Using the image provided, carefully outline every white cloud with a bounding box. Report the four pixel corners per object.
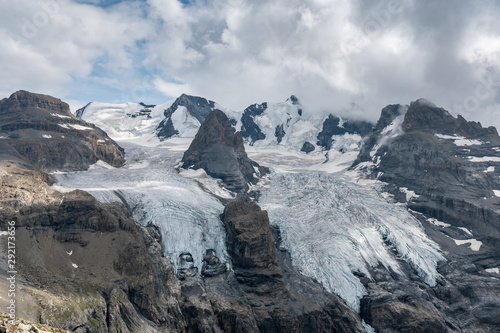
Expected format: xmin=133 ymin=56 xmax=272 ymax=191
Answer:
xmin=1 ymin=0 xmax=500 ymax=129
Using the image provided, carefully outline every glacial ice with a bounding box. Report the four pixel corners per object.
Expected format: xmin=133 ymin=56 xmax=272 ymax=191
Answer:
xmin=258 ymin=172 xmax=444 ymax=311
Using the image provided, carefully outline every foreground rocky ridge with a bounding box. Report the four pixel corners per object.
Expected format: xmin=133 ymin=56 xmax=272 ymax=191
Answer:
xmin=0 ymin=148 xmax=185 ymax=332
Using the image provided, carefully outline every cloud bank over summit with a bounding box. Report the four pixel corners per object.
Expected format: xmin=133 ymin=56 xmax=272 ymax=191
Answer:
xmin=1 ymin=0 xmax=500 ymax=127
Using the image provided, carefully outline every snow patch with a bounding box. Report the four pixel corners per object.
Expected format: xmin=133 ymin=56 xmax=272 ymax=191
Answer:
xmin=486 ymin=268 xmax=499 ymax=274
xmin=467 ymin=156 xmax=500 ymax=162
xmin=42 ymin=134 xmax=52 ymax=139
xmin=71 ymin=263 xmax=78 ymax=268
xmin=179 ymin=168 xmax=236 ymax=199
xmin=453 ymin=238 xmax=482 ymax=251
xmin=458 ymin=227 xmax=473 ymax=236
xmin=66 ymin=251 xmax=73 ymax=255
xmin=435 ymin=134 xmax=483 ymax=146
xmin=0 ymin=231 xmax=8 ymax=236
xmin=51 ymin=113 xmax=71 ymax=119
xmin=58 ymin=123 xmax=93 ymax=131
xmin=427 ymin=218 xmax=451 ymax=228
xmin=170 ymin=106 xmax=201 ymax=138
xmin=400 ymin=187 xmax=419 ymax=201
xmin=493 ymin=190 xmax=500 ymax=197
xmin=484 ymin=166 xmax=495 ymax=173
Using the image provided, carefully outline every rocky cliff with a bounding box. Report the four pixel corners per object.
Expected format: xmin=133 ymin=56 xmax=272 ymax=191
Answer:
xmin=0 ymin=90 xmax=124 ymax=171
xmin=353 ymin=99 xmax=500 ymax=332
xmin=181 ymin=109 xmax=269 ymax=195
xmin=174 ymin=200 xmax=366 ymax=332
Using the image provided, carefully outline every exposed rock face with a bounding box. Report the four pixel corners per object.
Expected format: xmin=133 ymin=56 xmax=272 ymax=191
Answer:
xmin=181 ymin=109 xmax=268 ymax=195
xmin=301 ymin=141 xmax=315 ymax=153
xmin=0 ymin=91 xmax=124 ymax=171
xmin=353 ymin=99 xmax=500 ymax=332
xmin=175 ymin=200 xmax=366 ymax=333
xmin=317 ymin=114 xmax=373 ymax=150
xmin=240 ymin=102 xmax=267 ymax=144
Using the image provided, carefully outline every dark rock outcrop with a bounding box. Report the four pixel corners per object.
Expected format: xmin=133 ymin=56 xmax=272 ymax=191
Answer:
xmin=301 ymin=141 xmax=315 ymax=153
xmin=240 ymin=102 xmax=267 ymax=144
xmin=171 ymin=201 xmax=367 ymax=332
xmin=0 ymin=91 xmax=124 ymax=171
xmin=184 ymin=200 xmax=367 ymax=333
xmin=317 ymin=114 xmax=373 ymax=150
xmin=181 ymin=109 xmax=268 ymax=195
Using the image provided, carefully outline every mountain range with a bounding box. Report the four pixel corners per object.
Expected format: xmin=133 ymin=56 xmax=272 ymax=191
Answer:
xmin=0 ymin=90 xmax=499 ymax=332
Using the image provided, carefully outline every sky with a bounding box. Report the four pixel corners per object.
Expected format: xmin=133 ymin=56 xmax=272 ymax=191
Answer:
xmin=1 ymin=0 xmax=500 ymax=128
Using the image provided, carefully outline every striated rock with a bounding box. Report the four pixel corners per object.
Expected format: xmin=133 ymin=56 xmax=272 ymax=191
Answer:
xmin=0 ymin=90 xmax=124 ymax=171
xmin=221 ymin=201 xmax=286 ymax=300
xmin=181 ymin=109 xmax=268 ymax=195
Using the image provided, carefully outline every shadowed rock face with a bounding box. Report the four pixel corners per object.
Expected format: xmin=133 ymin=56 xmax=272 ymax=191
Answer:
xmin=181 ymin=109 xmax=268 ymax=195
xmin=0 ymin=90 xmax=124 ymax=171
xmin=353 ymin=99 xmax=500 ymax=332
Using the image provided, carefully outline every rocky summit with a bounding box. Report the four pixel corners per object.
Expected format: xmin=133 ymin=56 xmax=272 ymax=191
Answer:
xmin=0 ymin=90 xmax=124 ymax=171
xmin=181 ymin=109 xmax=269 ymax=195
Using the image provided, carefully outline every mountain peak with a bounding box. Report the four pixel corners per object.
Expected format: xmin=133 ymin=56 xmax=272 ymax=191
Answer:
xmin=1 ymin=90 xmax=71 ymax=115
xmin=403 ymin=99 xmax=496 ymax=137
xmin=181 ymin=109 xmax=267 ymax=195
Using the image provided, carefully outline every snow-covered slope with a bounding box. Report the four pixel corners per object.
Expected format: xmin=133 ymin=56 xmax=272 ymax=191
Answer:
xmin=75 ymin=94 xmax=373 ymax=160
xmin=75 ymin=101 xmax=171 ymax=142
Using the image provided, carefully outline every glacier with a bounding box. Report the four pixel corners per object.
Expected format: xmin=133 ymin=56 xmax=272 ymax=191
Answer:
xmin=257 ymin=172 xmax=444 ymax=311
xmin=53 ymin=139 xmax=230 ymax=271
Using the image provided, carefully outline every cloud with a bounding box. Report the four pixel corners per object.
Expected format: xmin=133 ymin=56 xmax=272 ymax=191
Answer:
xmin=1 ymin=0 xmax=500 ymax=129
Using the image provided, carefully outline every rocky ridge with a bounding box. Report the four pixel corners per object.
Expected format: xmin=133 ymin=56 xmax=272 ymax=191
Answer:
xmin=0 ymin=91 xmax=124 ymax=171
xmin=353 ymin=99 xmax=500 ymax=332
xmin=0 ymin=147 xmax=185 ymax=332
xmin=155 ymin=94 xmax=373 ymax=153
